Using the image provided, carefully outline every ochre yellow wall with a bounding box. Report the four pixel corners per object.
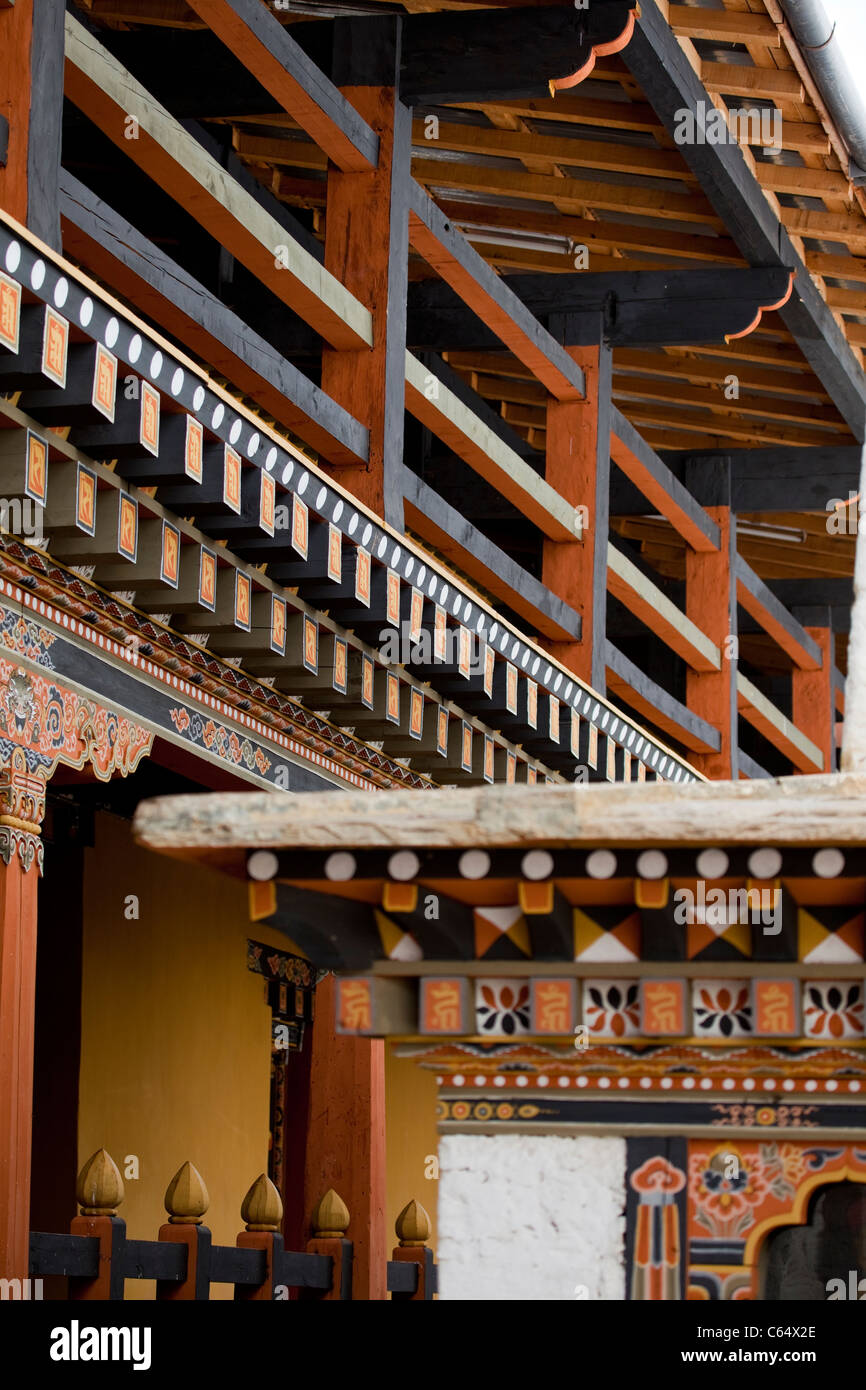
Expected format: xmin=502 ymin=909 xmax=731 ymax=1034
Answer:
xmin=385 ymin=1044 xmax=440 ymax=1253
xmin=77 ymin=810 xmax=291 ymax=1299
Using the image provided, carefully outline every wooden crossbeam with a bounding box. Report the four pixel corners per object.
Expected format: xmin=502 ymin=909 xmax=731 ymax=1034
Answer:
xmin=404 ymin=352 xmax=579 ymax=542
xmin=185 ymin=0 xmax=378 ymax=171
xmin=605 ymin=641 xmax=720 ymax=754
xmin=607 ymin=542 xmax=721 ymax=672
xmin=734 ymin=556 xmax=823 ymax=672
xmin=609 ymin=407 xmax=719 ymax=553
xmin=408 ymin=182 xmax=584 ymax=403
xmin=64 ymin=15 xmax=371 ymax=351
xmin=736 ymin=674 xmax=824 ymax=774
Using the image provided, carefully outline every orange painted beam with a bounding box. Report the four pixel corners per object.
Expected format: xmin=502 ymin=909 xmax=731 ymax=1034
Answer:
xmin=685 ymin=506 xmax=735 ymax=778
xmin=0 ymin=1 xmax=33 ymax=225
xmin=0 ymin=847 xmax=40 ymax=1280
xmin=541 ymin=344 xmax=600 ymax=679
xmin=320 ymin=87 xmax=407 ymax=522
xmin=184 ymin=0 xmax=377 ymax=173
xmin=303 ymin=976 xmax=386 ymax=1301
xmin=792 ymin=626 xmax=834 ymax=775
xmin=610 ymin=426 xmax=720 ymax=554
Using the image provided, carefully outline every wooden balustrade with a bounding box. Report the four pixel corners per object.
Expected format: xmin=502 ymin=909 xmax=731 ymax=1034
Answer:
xmin=28 ymin=1148 xmax=438 ymax=1300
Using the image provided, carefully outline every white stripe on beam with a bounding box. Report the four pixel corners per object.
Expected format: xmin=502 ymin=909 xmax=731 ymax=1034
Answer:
xmin=607 ymin=543 xmax=721 ymax=672
xmin=737 ymin=673 xmax=824 ymax=772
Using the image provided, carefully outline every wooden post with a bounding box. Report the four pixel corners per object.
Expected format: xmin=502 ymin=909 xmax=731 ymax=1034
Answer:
xmin=304 ymin=1188 xmax=352 ymax=1301
xmin=235 ymin=1173 xmax=283 ymax=1301
xmin=319 ymin=29 xmax=410 ymax=529
xmin=157 ymin=1160 xmax=212 ymax=1300
xmin=0 ymin=752 xmax=44 ymax=1283
xmin=792 ymin=614 xmax=834 ymax=776
xmin=541 ymin=318 xmax=610 ymax=690
xmin=0 ymin=0 xmax=64 ymax=249
xmin=303 ymin=974 xmax=386 ymax=1300
xmin=69 ymin=1148 xmax=126 ymax=1300
xmin=684 ymin=460 xmax=737 ymax=780
xmin=390 ymin=1198 xmax=434 ymax=1301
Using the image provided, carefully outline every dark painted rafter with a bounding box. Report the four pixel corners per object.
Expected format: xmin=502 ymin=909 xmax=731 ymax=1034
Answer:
xmin=406 ymin=268 xmax=795 ymax=352
xmin=660 ymin=446 xmax=864 ymax=514
xmin=625 ymin=0 xmax=866 ymax=439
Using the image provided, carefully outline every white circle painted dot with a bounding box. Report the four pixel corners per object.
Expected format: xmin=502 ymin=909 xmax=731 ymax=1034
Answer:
xmin=459 ymin=850 xmax=490 ymax=879
xmin=4 ymin=242 xmax=21 ymax=274
xmin=783 ymin=1079 xmax=795 ymax=1091
xmin=391 ymin=546 xmax=402 ymax=568
xmin=558 ymin=1076 xmax=571 ymax=1088
xmin=682 ymin=1077 xmax=695 ymax=1090
xmin=298 ymin=471 xmax=309 ymax=496
xmin=193 ymin=386 xmax=206 ymax=411
xmin=522 ymin=850 xmax=554 ymax=880
xmin=499 ymin=634 xmax=509 ymax=652
xmin=722 ymin=1078 xmax=735 ymax=1090
xmin=211 ymin=403 xmax=224 ymax=430
xmin=531 ymin=656 xmax=541 ymax=677
xmin=452 ymin=1075 xmax=464 ymax=1088
xmin=171 ymin=367 xmax=184 ymax=396
xmin=53 ymin=276 xmax=69 ymax=308
xmin=332 ymin=500 xmax=344 ymax=525
xmin=537 ymin=1076 xmax=549 ymax=1088
xmin=324 ymin=852 xmax=356 ymax=881
xmin=805 ymin=1079 xmax=817 ymax=1092
xmin=598 ymin=1077 xmax=610 ymax=1089
xmin=79 ymin=297 xmax=94 ymax=328
xmin=30 ymin=259 xmax=46 ymax=290
xmin=743 ymin=1078 xmax=755 ymax=1090
xmin=494 ymin=1076 xmax=506 ymax=1088
xmin=640 ymin=1077 xmax=652 ymax=1089
xmin=813 ymin=848 xmax=844 ymax=878
xmin=316 ymin=487 xmax=327 ymax=510
xmin=825 ymin=1079 xmax=838 ymax=1092
xmin=388 ymin=851 xmax=420 ymax=881
xmin=516 ymin=1076 xmax=528 ymax=1088
xmin=362 ymin=523 xmax=373 ymax=546
xmin=586 ymin=849 xmax=617 ymax=879
xmin=127 ymin=333 xmax=142 ymax=364
xmin=697 ymin=849 xmax=729 ymax=879
xmin=474 ymin=1076 xmax=485 ymax=1087
xmin=247 ymin=432 xmax=260 ymax=457
xmin=763 ymin=1079 xmax=776 ymax=1090
xmin=105 ymin=315 xmax=119 ymax=348
xmin=637 ymin=850 xmax=668 ymax=880
xmin=348 ymin=513 xmax=359 ymax=536
xmin=229 ymin=419 xmax=242 ymax=445
xmin=247 ymin=850 xmax=279 ymax=881
xmin=404 ymin=558 xmax=415 ymax=579
xmin=452 ymin=595 xmax=462 ymax=616
xmin=476 ymin=615 xmax=485 ymax=634
xmin=700 ymin=1078 xmax=713 ymax=1090
xmin=849 ymin=1081 xmax=861 ymax=1092
xmin=660 ymin=1078 xmax=673 ymax=1090
xmin=651 ymin=749 xmax=660 ymax=768
xmin=748 ymin=848 xmax=782 ymax=879
xmin=521 ymin=650 xmax=530 ymax=669
xmin=377 ymin=536 xmax=388 ymax=559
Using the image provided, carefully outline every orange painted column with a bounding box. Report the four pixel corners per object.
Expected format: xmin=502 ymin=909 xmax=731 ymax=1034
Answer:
xmin=0 ymin=754 xmax=45 ymax=1281
xmin=685 ymin=505 xmax=736 ymax=780
xmin=792 ymin=626 xmax=834 ymax=775
xmin=542 ymin=341 xmax=610 ymax=690
xmin=320 ymin=85 xmax=409 ymax=530
xmin=302 ymin=975 xmax=386 ymax=1300
xmin=0 ymin=0 xmax=33 ymax=224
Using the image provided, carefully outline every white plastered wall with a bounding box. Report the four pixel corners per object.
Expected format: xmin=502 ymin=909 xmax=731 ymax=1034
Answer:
xmin=436 ymin=1133 xmax=626 ymax=1300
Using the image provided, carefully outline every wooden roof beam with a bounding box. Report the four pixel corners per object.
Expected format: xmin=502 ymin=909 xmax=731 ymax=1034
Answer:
xmin=609 ymin=406 xmax=719 ymax=553
xmin=184 ymin=0 xmax=378 ymax=172
xmin=737 ymin=674 xmax=824 ymax=773
xmin=624 ymin=0 xmax=866 ymax=438
xmin=606 ymin=542 xmax=721 ymax=671
xmin=408 ymin=182 xmax=585 ymax=402
xmin=735 ymin=555 xmax=824 ymax=672
xmin=63 ymin=14 xmax=372 ymax=352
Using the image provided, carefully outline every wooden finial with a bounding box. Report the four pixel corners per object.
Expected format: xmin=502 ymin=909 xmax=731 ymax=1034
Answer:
xmin=395 ymin=1199 xmax=431 ymax=1247
xmin=312 ymin=1188 xmax=350 ymax=1238
xmin=76 ymin=1149 xmax=124 ymax=1216
xmin=241 ymin=1174 xmax=283 ymax=1232
xmin=164 ymin=1162 xmax=210 ymax=1225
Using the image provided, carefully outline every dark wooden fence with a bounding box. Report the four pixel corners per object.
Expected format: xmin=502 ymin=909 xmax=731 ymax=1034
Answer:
xmin=29 ymin=1148 xmax=436 ymax=1301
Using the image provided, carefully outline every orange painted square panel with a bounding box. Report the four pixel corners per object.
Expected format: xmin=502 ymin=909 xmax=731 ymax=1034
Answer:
xmin=530 ymin=979 xmax=577 ymax=1035
xmin=436 ymin=706 xmax=449 ymax=756
xmin=92 ymin=344 xmax=117 ymax=421
xmin=361 ymin=653 xmax=374 ymax=709
xmin=140 ymin=380 xmax=160 ymax=456
xmin=355 ymin=547 xmax=371 ymax=605
xmin=419 ymin=978 xmax=470 ymax=1035
xmin=336 ymin=978 xmax=373 ymax=1034
xmin=185 ymin=416 xmax=203 ymax=482
xmin=327 ymin=524 xmax=342 ymax=582
xmin=409 ymin=687 xmax=424 ymax=739
xmin=223 ymin=445 xmax=242 ymax=514
xmin=259 ymin=470 xmax=275 ymax=535
xmin=235 ymin=572 xmax=251 ymax=631
xmin=270 ymin=595 xmax=286 ymax=654
xmin=25 ymin=431 xmax=47 ymax=506
xmin=753 ymin=979 xmax=799 ymax=1037
xmin=161 ymin=521 xmax=180 ymax=588
xmin=292 ymin=494 xmax=308 ymax=558
xmin=333 ymin=636 xmax=348 ymax=694
xmin=42 ymin=308 xmax=68 ymax=388
xmin=386 ymin=671 xmax=400 ymax=724
xmin=434 ymin=605 xmax=447 ymax=661
xmin=386 ymin=569 xmax=400 ymax=626
xmin=117 ymin=495 xmax=137 ymax=563
xmin=526 ymin=680 xmax=537 ymax=729
xmin=0 ymin=271 xmax=21 ymax=352
xmin=641 ymin=979 xmax=688 ymax=1036
xmin=303 ymin=614 xmax=318 ymax=672
xmin=199 ymin=548 xmax=217 ymax=611
xmin=76 ymin=466 xmax=96 ymax=536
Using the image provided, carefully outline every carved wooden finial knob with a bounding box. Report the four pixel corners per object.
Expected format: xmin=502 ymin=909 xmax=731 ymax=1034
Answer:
xmin=76 ymin=1149 xmax=124 ymax=1216
xmin=395 ymin=1199 xmax=431 ymax=1247
xmin=241 ymin=1174 xmax=283 ymax=1231
xmin=164 ymin=1162 xmax=210 ymax=1225
xmin=312 ymin=1188 xmax=350 ymax=1238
